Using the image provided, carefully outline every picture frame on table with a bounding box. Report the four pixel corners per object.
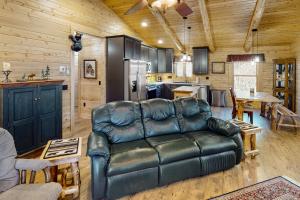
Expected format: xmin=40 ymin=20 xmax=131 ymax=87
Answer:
xmin=83 ymin=59 xmax=97 ymax=79
xmin=211 ymin=62 xmax=225 ymax=74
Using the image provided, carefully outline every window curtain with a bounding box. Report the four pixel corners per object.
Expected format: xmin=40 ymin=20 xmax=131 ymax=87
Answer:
xmin=227 ymin=54 xmax=265 ymax=62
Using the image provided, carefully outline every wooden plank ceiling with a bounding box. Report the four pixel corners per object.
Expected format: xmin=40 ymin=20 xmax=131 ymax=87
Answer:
xmin=103 ymin=0 xmax=300 ymax=53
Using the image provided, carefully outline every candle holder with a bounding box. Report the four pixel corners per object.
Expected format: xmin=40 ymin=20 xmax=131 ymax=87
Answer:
xmin=2 ymin=70 xmax=12 ymax=83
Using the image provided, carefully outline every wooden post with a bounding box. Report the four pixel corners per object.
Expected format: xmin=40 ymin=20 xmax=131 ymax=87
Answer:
xmin=29 ymin=171 xmax=36 ymax=184
xmin=237 ymin=101 xmax=245 ymax=121
xmin=243 ymin=0 xmax=266 ymax=51
xmin=197 ymin=0 xmax=215 ymax=52
xmin=71 ymin=162 xmax=80 ymax=198
xmin=21 ymin=170 xmax=26 ymax=184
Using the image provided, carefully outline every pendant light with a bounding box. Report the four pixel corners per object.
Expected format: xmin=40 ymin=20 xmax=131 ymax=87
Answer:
xmin=187 ymin=26 xmax=192 ymax=61
xmin=181 ymin=16 xmax=188 ymax=62
xmin=252 ymin=28 xmax=265 ymax=63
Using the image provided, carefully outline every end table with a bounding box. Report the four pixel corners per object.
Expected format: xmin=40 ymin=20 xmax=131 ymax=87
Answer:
xmin=40 ymin=137 xmax=82 ymax=199
xmin=231 ymin=119 xmax=262 ymax=159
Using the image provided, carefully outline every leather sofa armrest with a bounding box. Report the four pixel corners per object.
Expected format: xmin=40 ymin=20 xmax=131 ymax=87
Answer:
xmin=87 ymin=132 xmax=110 ymax=159
xmin=207 ymin=117 xmax=241 ymax=137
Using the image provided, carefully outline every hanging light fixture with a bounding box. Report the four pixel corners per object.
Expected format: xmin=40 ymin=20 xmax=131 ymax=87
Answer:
xmin=187 ymin=26 xmax=192 ymax=61
xmin=181 ymin=16 xmax=187 ymax=62
xmin=180 ymin=16 xmax=192 ymax=62
xmin=152 ymin=0 xmax=177 ymax=13
xmin=252 ymin=29 xmax=265 ymax=63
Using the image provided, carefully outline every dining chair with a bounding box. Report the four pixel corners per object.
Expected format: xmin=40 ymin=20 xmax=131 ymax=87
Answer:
xmin=229 ymin=88 xmax=254 ymax=124
xmin=0 ymin=128 xmax=62 ymax=200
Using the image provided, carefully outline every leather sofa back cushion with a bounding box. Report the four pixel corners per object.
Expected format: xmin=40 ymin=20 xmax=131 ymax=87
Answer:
xmin=174 ymin=97 xmax=212 ymax=133
xmin=92 ymin=101 xmax=144 ymax=143
xmin=141 ymin=99 xmax=180 ymax=137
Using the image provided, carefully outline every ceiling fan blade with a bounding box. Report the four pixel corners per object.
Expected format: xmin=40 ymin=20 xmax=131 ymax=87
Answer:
xmin=124 ymin=0 xmax=148 ymax=15
xmin=175 ymin=2 xmax=193 ymax=17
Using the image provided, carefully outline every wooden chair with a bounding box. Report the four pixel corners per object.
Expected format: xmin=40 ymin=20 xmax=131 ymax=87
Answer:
xmin=229 ymin=88 xmax=254 ymax=124
xmin=276 ymin=105 xmax=299 ymax=133
xmin=0 ymin=128 xmax=62 ymax=200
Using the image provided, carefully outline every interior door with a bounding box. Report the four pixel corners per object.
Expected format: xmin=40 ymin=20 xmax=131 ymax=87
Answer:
xmin=37 ymin=85 xmax=61 ymax=145
xmin=8 ymin=87 xmax=38 ymax=154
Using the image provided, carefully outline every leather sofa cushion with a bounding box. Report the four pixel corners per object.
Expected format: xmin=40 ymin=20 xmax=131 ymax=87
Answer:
xmin=186 ymin=131 xmax=237 ymax=156
xmin=174 ymin=97 xmax=212 ymax=133
xmin=146 ymin=134 xmax=186 ymax=146
xmin=92 ymin=101 xmax=144 ymax=143
xmin=146 ymin=134 xmax=200 ymax=164
xmin=107 ymin=140 xmax=159 ymax=176
xmin=141 ymin=99 xmax=180 ymax=137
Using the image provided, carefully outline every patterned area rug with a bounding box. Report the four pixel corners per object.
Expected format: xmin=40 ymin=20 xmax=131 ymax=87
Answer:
xmin=210 ymin=176 xmax=300 ymax=200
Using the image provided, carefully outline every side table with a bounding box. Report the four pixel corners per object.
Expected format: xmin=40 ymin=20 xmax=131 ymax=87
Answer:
xmin=40 ymin=137 xmax=82 ymax=199
xmin=231 ymin=119 xmax=262 ymax=159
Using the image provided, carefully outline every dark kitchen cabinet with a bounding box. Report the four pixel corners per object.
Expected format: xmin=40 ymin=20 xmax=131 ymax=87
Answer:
xmin=106 ymin=35 xmax=142 ymax=102
xmin=141 ymin=45 xmax=150 ymax=62
xmin=0 ymin=81 xmax=63 ymax=154
xmin=149 ymin=47 xmax=158 ymax=73
xmin=193 ymin=47 xmax=209 ymax=75
xmin=166 ymin=49 xmax=174 ymax=73
xmin=158 ymin=48 xmax=174 ymax=73
xmin=123 ymin=36 xmax=141 ymax=60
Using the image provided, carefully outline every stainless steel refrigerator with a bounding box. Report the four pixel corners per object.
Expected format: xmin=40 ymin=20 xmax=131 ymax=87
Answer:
xmin=124 ymin=60 xmax=148 ymax=101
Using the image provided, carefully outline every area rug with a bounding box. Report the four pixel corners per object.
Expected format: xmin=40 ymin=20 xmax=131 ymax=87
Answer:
xmin=210 ymin=176 xmax=300 ymax=200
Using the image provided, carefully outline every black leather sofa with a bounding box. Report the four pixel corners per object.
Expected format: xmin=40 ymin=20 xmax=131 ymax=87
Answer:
xmin=87 ymin=98 xmax=243 ymax=200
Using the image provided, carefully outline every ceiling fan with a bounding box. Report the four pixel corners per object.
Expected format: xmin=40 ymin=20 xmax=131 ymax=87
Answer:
xmin=124 ymin=0 xmax=193 ymax=17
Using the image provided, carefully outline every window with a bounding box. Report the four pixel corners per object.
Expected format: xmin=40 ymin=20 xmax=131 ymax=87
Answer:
xmin=174 ymin=62 xmax=193 ymax=77
xmin=233 ymin=61 xmax=257 ymax=92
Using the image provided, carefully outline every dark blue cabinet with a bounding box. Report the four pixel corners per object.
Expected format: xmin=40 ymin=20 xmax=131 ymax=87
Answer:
xmin=0 ymin=81 xmax=63 ymax=154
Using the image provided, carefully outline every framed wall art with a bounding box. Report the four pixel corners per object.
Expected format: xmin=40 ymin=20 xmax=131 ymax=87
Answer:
xmin=212 ymin=62 xmax=225 ymax=74
xmin=83 ymin=59 xmax=97 ymax=79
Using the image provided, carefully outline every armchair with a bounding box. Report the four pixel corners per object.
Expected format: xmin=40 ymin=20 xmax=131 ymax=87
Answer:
xmin=0 ymin=128 xmax=62 ymax=200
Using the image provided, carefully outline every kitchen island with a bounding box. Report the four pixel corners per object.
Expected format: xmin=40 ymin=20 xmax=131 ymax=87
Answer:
xmin=172 ymin=86 xmax=201 ymax=99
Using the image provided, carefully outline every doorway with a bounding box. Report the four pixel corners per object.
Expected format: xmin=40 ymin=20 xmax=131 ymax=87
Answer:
xmin=70 ymin=32 xmax=106 ymax=131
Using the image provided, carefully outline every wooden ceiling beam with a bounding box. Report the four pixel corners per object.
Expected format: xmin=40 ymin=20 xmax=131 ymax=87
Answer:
xmin=148 ymin=6 xmax=185 ymax=52
xmin=197 ymin=0 xmax=215 ymax=52
xmin=243 ymin=0 xmax=266 ymax=52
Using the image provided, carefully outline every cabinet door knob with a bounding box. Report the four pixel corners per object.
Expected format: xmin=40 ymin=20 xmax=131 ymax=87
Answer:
xmin=38 ymin=97 xmax=41 ymax=100
xmin=34 ymin=98 xmax=38 ymax=101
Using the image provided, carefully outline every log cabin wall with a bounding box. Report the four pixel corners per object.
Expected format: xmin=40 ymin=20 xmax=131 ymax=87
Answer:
xmin=78 ymin=34 xmax=105 ymax=119
xmin=291 ymin=39 xmax=300 ymax=114
xmin=0 ymin=0 xmax=140 ymax=137
xmin=157 ymin=45 xmax=292 ymax=106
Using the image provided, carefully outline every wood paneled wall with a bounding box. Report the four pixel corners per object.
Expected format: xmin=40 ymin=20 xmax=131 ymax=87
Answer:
xmin=0 ymin=0 xmax=139 ymax=137
xmin=158 ymin=45 xmax=292 ymax=106
xmin=78 ymin=35 xmax=106 ymax=119
xmin=291 ymin=39 xmax=300 ymax=114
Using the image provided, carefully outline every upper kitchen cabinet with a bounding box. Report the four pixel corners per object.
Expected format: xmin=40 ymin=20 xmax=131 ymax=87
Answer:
xmin=149 ymin=47 xmax=158 ymax=73
xmin=193 ymin=47 xmax=209 ymax=75
xmin=109 ymin=35 xmax=141 ymax=60
xmin=158 ymin=48 xmax=174 ymax=73
xmin=141 ymin=45 xmax=150 ymax=61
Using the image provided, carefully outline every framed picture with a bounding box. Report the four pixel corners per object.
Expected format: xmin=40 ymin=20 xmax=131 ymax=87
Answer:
xmin=83 ymin=60 xmax=97 ymax=79
xmin=212 ymin=62 xmax=225 ymax=74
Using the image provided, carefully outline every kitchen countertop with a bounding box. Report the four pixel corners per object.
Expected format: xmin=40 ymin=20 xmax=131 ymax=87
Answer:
xmin=172 ymin=86 xmax=201 ymax=93
xmin=147 ymin=82 xmax=210 ymax=86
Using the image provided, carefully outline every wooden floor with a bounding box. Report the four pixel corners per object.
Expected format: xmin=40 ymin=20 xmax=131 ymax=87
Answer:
xmin=32 ymin=107 xmax=300 ymax=200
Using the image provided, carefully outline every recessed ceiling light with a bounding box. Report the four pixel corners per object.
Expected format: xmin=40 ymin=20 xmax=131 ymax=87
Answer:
xmin=141 ymin=22 xmax=148 ymax=27
xmin=158 ymin=39 xmax=163 ymax=44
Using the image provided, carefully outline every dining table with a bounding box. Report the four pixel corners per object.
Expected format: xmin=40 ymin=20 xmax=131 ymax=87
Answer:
xmin=235 ymin=91 xmax=282 ymax=130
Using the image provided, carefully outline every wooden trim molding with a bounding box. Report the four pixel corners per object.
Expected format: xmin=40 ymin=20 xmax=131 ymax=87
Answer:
xmin=0 ymin=80 xmax=64 ymax=89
